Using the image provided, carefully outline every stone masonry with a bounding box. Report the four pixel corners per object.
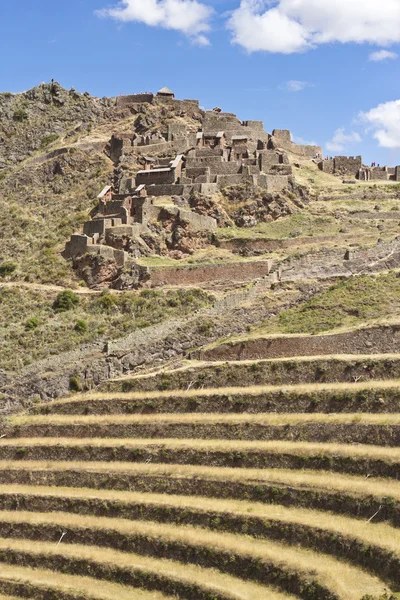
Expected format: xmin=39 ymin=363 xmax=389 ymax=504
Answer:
xmin=319 ymin=155 xmax=400 ymax=181
xmin=64 ymin=89 xmax=322 ymax=284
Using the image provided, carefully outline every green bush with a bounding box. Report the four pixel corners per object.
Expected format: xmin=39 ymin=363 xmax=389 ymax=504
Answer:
xmin=53 ymin=290 xmax=79 ymax=312
xmin=0 ymin=261 xmax=17 ymax=277
xmin=40 ymin=134 xmax=59 ymax=149
xmin=97 ymin=291 xmax=119 ymax=312
xmin=25 ymin=317 xmax=40 ymax=330
xmin=13 ymin=107 xmax=28 ymax=122
xmin=74 ymin=319 xmax=88 ymax=334
xmin=69 ymin=375 xmax=83 ymax=392
xmin=197 ymin=319 xmax=214 ymax=335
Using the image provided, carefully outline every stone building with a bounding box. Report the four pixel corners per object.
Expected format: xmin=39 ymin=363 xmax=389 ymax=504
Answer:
xmin=157 ymin=87 xmax=175 ymax=99
xmin=136 ymin=155 xmax=184 ymax=186
xmin=319 ymin=155 xmax=400 ymax=181
xmin=64 ymin=90 xmax=323 ymax=271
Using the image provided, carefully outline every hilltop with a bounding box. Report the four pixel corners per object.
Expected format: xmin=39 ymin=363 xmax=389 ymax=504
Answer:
xmin=0 ymin=81 xmax=400 ymax=404
xmin=1 ymin=82 xmax=400 ymax=600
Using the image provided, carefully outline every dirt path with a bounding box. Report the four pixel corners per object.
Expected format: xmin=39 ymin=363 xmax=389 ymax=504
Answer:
xmin=0 ymin=282 xmax=99 ymax=296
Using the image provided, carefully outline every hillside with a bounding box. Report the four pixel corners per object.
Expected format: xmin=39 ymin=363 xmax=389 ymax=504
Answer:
xmin=0 ymin=82 xmax=400 ymax=600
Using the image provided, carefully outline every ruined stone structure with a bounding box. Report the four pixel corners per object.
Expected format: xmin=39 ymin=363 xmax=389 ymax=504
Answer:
xmin=63 ymin=179 xmax=217 ymax=269
xmin=64 ymin=89 xmax=322 ymax=284
xmin=319 ymin=155 xmax=400 ymax=181
xmin=271 ymin=130 xmax=322 ymax=159
xmin=111 ymin=108 xmax=321 ymax=198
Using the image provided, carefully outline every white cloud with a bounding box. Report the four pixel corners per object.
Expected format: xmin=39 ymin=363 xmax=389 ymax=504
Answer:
xmin=369 ymin=49 xmax=398 ymax=61
xmin=282 ymin=80 xmax=311 ymax=92
xmin=192 ymin=34 xmax=210 ymax=46
xmin=228 ymin=3 xmax=309 ymax=53
xmin=360 ymin=100 xmax=400 ymax=148
xmin=326 ymin=128 xmax=362 ymax=152
xmin=292 ymin=134 xmax=318 ymax=146
xmin=97 ymin=0 xmax=213 ymax=44
xmin=228 ymin=0 xmax=400 ymax=53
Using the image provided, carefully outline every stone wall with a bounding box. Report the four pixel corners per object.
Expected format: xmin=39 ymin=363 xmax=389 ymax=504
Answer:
xmin=154 ymin=98 xmax=200 ymax=117
xmin=136 ymin=169 xmax=175 ymax=186
xmin=243 ymin=120 xmax=264 ymax=130
xmin=259 ymin=150 xmax=280 ymax=172
xmin=371 ymin=167 xmax=388 ymax=181
xmin=167 ymin=123 xmax=188 ymax=141
xmin=186 ymin=156 xmax=222 ymax=168
xmin=200 ymin=183 xmax=219 ymax=196
xmin=258 ymin=173 xmax=290 ymax=192
xmin=333 ymin=156 xmax=363 ymax=176
xmin=185 ymin=167 xmax=210 ymax=181
xmin=197 ymin=325 xmax=400 ymax=361
xmin=179 ymin=209 xmax=217 ymax=232
xmin=148 ymin=259 xmax=272 ymax=286
xmin=195 ymin=148 xmax=224 ymax=157
xmin=271 ymin=129 xmax=322 ymax=158
xmin=63 ymin=234 xmax=92 ymax=259
xmin=279 ymin=238 xmax=400 ymax=281
xmin=63 ymin=234 xmax=128 ymax=266
xmin=272 ymin=129 xmax=292 ymax=144
xmin=133 ymin=139 xmax=192 ymax=157
xmin=209 ymin=162 xmax=242 ymax=175
xmin=216 ymin=174 xmax=245 ymax=186
xmin=116 ymin=94 xmax=154 ymax=106
xmin=217 ymin=233 xmax=362 ymax=254
xmin=146 ymin=184 xmax=186 ymax=197
xmin=109 ymin=135 xmax=131 ymax=163
xmin=83 ymin=220 xmax=109 ymax=237
xmin=203 ymin=112 xmax=242 ymax=133
xmin=320 ymin=159 xmax=334 ymax=174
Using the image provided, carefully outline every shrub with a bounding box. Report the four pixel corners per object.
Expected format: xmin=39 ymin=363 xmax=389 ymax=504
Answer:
xmin=0 ymin=261 xmax=17 ymax=277
xmin=25 ymin=317 xmax=40 ymax=330
xmin=53 ymin=290 xmax=79 ymax=312
xmin=74 ymin=319 xmax=88 ymax=334
xmin=97 ymin=291 xmax=119 ymax=312
xmin=69 ymin=375 xmax=83 ymax=392
xmin=197 ymin=320 xmax=214 ymax=335
xmin=15 ymin=447 xmax=27 ymax=458
xmin=40 ymin=134 xmax=59 ymax=149
xmin=13 ymin=107 xmax=28 ymax=122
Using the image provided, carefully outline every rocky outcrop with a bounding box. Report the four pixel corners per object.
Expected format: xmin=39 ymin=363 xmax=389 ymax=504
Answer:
xmin=0 ymin=82 xmax=114 ymax=168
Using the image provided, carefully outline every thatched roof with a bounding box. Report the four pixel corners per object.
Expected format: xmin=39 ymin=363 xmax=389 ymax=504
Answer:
xmin=157 ymin=87 xmax=174 ymax=96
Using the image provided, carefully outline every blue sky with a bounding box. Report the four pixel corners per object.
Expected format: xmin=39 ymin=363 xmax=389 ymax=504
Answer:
xmin=1 ymin=0 xmax=400 ymax=165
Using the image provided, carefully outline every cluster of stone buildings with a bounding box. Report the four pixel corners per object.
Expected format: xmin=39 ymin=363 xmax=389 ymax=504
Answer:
xmin=64 ymin=87 xmax=322 ymax=272
xmin=112 ymin=97 xmax=321 ymax=198
xmin=319 ymin=155 xmax=400 ymax=182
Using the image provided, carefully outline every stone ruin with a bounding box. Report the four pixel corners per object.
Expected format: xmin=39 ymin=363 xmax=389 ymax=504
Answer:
xmin=112 ymin=105 xmax=322 ymax=197
xmin=319 ymin=155 xmax=400 ymax=182
xmin=63 ymin=88 xmax=322 ymax=285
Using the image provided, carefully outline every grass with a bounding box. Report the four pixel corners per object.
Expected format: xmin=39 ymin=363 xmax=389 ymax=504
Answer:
xmin=2 ymin=460 xmax=400 ymax=501
xmin=0 ymin=514 xmax=389 ymax=599
xmin=137 ymin=248 xmax=250 ymax=268
xmin=273 ymin=273 xmax=400 ymax=335
xmin=209 ymin=272 xmax=400 ymax=343
xmin=0 ymin=150 xmax=112 ymax=287
xmin=109 ymin=352 xmax=400 ymax=380
xmin=32 ymin=378 xmax=400 ymax=407
xmin=2 ymin=485 xmax=400 ymax=557
xmin=2 ymin=436 xmax=400 ymax=462
xmin=0 ymin=562 xmax=175 ymax=600
xmin=0 ymin=286 xmax=212 ymax=371
xmin=0 ymin=538 xmax=296 ymax=600
xmin=12 ymin=412 xmax=400 ymax=427
xmin=216 ymin=212 xmax=339 ymax=241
